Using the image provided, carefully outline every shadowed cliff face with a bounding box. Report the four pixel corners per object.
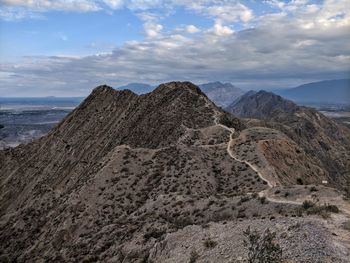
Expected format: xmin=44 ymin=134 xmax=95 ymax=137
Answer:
xmin=227 ymin=90 xmax=350 ymax=187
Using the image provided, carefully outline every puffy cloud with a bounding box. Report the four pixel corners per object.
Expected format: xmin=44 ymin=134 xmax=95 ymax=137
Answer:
xmin=0 ymin=0 xmax=101 ymax=12
xmin=185 ymin=25 xmax=200 ymax=33
xmin=207 ymin=3 xmax=254 ymax=23
xmin=143 ymin=22 xmax=163 ymax=38
xmin=102 ymin=0 xmax=124 ymax=9
xmin=210 ymin=22 xmax=234 ymax=36
xmin=175 ymin=24 xmax=200 ymax=34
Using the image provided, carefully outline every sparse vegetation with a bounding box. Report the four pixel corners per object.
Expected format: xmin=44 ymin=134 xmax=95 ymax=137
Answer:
xmin=203 ymin=237 xmax=217 ymax=249
xmin=344 ymin=178 xmax=350 ymax=200
xmin=342 ymin=220 xmax=350 ymax=231
xmin=309 ymin=186 xmax=318 ymax=192
xmin=243 ymin=226 xmax=282 ymax=263
xmin=259 ymin=196 xmax=267 ymax=204
xmin=296 ymin=178 xmax=303 ymax=185
xmin=189 ymin=250 xmax=199 ymax=263
xmin=300 ymin=200 xmax=339 ymax=218
xmin=143 ymin=228 xmax=166 ymax=241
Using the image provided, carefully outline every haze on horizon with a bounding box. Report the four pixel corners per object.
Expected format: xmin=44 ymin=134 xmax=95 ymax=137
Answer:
xmin=0 ymin=0 xmax=349 ymax=97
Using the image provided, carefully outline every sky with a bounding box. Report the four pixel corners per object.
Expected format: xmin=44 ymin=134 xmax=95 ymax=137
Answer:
xmin=0 ymin=0 xmax=349 ymax=96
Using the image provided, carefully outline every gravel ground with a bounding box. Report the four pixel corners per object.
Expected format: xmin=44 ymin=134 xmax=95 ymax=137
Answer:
xmin=148 ymin=217 xmax=350 ymax=263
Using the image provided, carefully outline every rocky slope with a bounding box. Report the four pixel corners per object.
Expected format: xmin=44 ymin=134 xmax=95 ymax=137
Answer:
xmin=0 ymin=82 xmax=349 ymax=262
xmin=227 ymin=90 xmax=350 ymax=188
xmin=199 ymin=82 xmax=244 ymax=107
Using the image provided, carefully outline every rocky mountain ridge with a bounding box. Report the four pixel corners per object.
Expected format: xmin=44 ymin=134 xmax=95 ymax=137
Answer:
xmin=0 ymin=82 xmax=349 ymax=263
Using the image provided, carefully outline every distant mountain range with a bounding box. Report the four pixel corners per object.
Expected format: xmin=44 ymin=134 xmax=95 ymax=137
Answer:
xmin=117 ymin=81 xmax=244 ymax=107
xmin=199 ymin=81 xmax=244 ymax=107
xmin=275 ymin=79 xmax=350 ymax=104
xmin=118 ymin=79 xmax=350 ymax=107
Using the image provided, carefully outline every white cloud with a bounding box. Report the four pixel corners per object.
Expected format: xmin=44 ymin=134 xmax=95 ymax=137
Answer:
xmin=0 ymin=6 xmax=44 ymax=21
xmin=210 ymin=22 xmax=234 ymax=36
xmin=175 ymin=24 xmax=200 ymax=33
xmin=144 ymin=22 xmax=163 ymax=38
xmin=0 ymin=0 xmax=101 ymax=12
xmin=185 ymin=25 xmax=200 ymax=33
xmin=0 ymin=0 xmax=349 ymax=95
xmin=102 ymin=0 xmax=124 ymax=9
xmin=207 ymin=3 xmax=254 ymax=23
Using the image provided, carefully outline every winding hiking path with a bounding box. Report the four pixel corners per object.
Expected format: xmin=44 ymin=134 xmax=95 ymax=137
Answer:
xmin=210 ymin=108 xmax=350 ymax=254
xmin=212 ymin=110 xmax=303 ymax=206
xmin=212 ymin=109 xmax=350 ymax=212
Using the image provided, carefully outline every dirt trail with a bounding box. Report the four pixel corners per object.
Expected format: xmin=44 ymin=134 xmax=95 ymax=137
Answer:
xmin=212 ymin=110 xmax=284 ymax=202
xmin=211 ymin=109 xmax=350 ymax=211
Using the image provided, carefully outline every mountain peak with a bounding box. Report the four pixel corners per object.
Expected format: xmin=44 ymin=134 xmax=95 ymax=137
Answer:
xmin=92 ymin=84 xmax=115 ymax=94
xmin=90 ymin=84 xmax=138 ymax=101
xmin=226 ymin=90 xmax=299 ymax=119
xmin=154 ymin=81 xmax=205 ymax=96
xmin=199 ymin=81 xmax=244 ymax=107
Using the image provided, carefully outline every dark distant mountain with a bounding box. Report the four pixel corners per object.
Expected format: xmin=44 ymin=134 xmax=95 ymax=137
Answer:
xmin=117 ymin=82 xmax=154 ymax=94
xmin=226 ymin=90 xmax=299 ymax=119
xmin=226 ymin=90 xmax=350 ymax=187
xmin=199 ymin=81 xmax=244 ymax=107
xmin=275 ymin=79 xmax=350 ymax=104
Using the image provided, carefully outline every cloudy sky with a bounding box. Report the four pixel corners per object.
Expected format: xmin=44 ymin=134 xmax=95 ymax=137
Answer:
xmin=0 ymin=0 xmax=349 ymax=96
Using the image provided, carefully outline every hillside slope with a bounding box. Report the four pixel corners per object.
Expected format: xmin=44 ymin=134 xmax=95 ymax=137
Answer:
xmin=227 ymin=90 xmax=350 ymax=187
